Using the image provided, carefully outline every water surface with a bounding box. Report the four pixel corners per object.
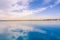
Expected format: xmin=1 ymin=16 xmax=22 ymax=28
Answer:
xmin=0 ymin=21 xmax=60 ymax=40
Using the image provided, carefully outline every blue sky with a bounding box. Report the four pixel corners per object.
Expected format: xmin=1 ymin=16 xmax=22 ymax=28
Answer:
xmin=0 ymin=0 xmax=60 ymax=20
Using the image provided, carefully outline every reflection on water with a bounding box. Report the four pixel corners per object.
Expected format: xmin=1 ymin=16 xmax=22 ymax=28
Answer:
xmin=0 ymin=21 xmax=60 ymax=40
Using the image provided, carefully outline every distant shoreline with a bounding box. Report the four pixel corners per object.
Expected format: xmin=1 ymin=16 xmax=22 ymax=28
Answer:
xmin=0 ymin=19 xmax=60 ymax=21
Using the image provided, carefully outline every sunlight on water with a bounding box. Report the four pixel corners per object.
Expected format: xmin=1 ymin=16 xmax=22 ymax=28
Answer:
xmin=0 ymin=21 xmax=60 ymax=40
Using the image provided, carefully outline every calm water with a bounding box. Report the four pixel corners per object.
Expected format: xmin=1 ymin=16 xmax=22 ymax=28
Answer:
xmin=0 ymin=21 xmax=60 ymax=40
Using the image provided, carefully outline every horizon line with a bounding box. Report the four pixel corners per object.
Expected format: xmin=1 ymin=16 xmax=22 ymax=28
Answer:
xmin=0 ymin=19 xmax=60 ymax=21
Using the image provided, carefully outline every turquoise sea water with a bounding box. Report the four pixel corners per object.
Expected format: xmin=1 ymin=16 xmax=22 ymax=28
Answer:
xmin=0 ymin=21 xmax=60 ymax=40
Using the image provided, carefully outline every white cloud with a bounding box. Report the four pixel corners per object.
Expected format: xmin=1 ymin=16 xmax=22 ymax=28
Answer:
xmin=57 ymin=0 xmax=60 ymax=3
xmin=49 ymin=0 xmax=60 ymax=8
xmin=0 ymin=0 xmax=60 ymax=20
xmin=0 ymin=0 xmax=32 ymax=20
xmin=43 ymin=0 xmax=51 ymax=4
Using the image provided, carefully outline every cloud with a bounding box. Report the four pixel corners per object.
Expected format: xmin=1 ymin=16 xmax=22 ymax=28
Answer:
xmin=48 ymin=0 xmax=60 ymax=8
xmin=57 ymin=0 xmax=60 ymax=3
xmin=0 ymin=0 xmax=60 ymax=20
xmin=43 ymin=0 xmax=51 ymax=4
xmin=0 ymin=0 xmax=32 ymax=20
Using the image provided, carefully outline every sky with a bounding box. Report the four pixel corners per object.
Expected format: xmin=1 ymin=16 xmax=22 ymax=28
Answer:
xmin=0 ymin=0 xmax=60 ymax=20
